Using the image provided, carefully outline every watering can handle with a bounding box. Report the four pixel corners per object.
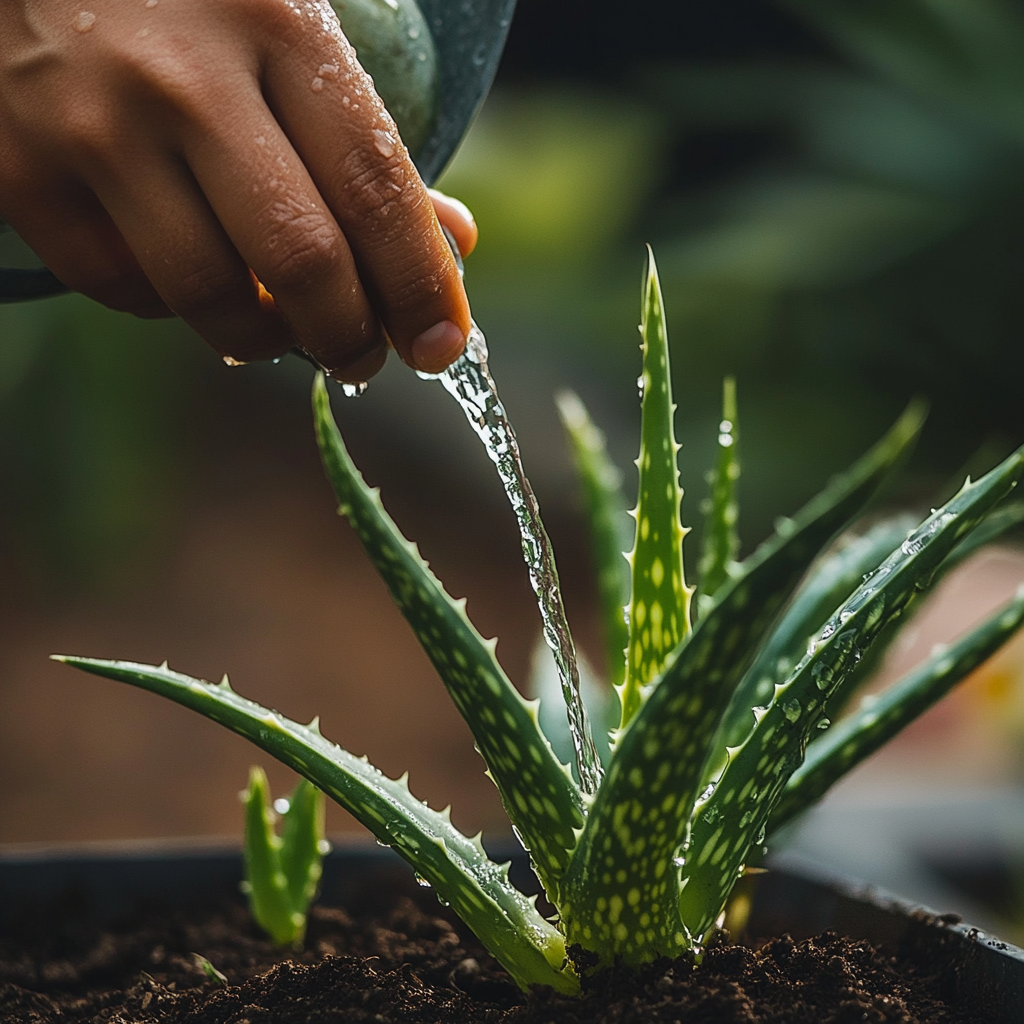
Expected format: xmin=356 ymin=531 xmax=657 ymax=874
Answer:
xmin=0 ymin=0 xmax=515 ymax=304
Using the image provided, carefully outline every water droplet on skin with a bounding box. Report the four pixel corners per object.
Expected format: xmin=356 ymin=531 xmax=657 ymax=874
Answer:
xmin=222 ymin=355 xmax=246 ymax=367
xmin=341 ymin=95 xmax=351 ymax=107
xmin=311 ymin=77 xmax=325 ymax=92
xmin=372 ymin=130 xmax=397 ymax=158
xmin=144 ymin=0 xmax=158 ymax=6
xmin=318 ymin=62 xmax=339 ymax=77
xmin=273 ymin=797 xmax=290 ymax=815
xmin=73 ymin=10 xmax=96 ymax=32
xmin=136 ymin=26 xmax=150 ymax=37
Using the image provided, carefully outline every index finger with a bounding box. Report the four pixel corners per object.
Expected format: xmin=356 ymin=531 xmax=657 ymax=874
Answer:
xmin=259 ymin=9 xmax=472 ymax=373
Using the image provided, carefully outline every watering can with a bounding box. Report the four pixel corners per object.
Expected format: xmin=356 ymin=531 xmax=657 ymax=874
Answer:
xmin=0 ymin=0 xmax=515 ymax=303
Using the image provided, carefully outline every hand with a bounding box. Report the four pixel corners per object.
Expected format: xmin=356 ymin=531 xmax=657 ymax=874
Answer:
xmin=0 ymin=0 xmax=477 ymax=380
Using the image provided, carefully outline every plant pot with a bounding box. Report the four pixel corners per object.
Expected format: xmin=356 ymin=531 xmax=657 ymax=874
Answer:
xmin=2 ymin=835 xmax=1021 ymax=1022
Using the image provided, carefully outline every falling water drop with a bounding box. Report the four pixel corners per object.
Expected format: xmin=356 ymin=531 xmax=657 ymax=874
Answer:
xmin=341 ymin=381 xmax=368 ymax=398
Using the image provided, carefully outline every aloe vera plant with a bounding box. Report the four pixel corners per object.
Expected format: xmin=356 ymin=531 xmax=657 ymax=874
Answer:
xmin=241 ymin=767 xmax=327 ymax=948
xmin=57 ymin=250 xmax=1024 ymax=994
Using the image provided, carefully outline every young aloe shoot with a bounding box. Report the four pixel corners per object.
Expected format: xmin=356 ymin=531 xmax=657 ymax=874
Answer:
xmin=58 ymin=248 xmax=1024 ymax=995
xmin=241 ymin=766 xmax=327 ymax=948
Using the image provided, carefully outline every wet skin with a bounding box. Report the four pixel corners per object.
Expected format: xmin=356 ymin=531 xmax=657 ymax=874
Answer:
xmin=0 ymin=0 xmax=479 ymax=380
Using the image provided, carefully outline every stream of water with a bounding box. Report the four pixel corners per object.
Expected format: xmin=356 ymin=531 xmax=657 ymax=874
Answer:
xmin=424 ymin=323 xmax=603 ymax=794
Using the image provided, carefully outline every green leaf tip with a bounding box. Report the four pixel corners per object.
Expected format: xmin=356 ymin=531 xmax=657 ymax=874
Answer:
xmin=618 ymin=247 xmax=694 ymax=730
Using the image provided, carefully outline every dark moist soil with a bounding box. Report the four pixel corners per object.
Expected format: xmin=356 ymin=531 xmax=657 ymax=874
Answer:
xmin=0 ymin=889 xmax=989 ymax=1024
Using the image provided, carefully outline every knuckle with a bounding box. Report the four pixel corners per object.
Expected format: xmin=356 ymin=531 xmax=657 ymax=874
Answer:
xmin=61 ymin=103 xmax=121 ymax=165
xmin=261 ymin=213 xmax=339 ymax=292
xmin=166 ymin=263 xmax=247 ymax=318
xmin=335 ymin=143 xmax=415 ymax=231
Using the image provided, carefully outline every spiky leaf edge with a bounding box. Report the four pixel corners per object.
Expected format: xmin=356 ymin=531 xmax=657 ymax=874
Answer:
xmin=618 ymin=247 xmax=694 ymax=731
xmin=54 ymin=657 xmax=578 ymax=995
xmin=681 ymin=447 xmax=1024 ymax=939
xmin=313 ymin=375 xmax=583 ymax=898
xmin=558 ymin=401 xmax=925 ymax=967
xmin=770 ymin=584 xmax=1024 ymax=832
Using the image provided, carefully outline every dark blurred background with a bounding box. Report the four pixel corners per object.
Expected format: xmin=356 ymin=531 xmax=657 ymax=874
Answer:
xmin=3 ymin=0 xmax=1024 ymax=848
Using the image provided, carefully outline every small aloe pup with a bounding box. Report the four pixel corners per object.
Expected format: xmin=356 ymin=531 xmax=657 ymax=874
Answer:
xmin=58 ymin=250 xmax=1024 ymax=995
xmin=241 ymin=767 xmax=327 ymax=948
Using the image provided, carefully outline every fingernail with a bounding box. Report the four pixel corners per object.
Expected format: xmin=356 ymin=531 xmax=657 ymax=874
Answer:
xmin=410 ymin=320 xmax=466 ymax=373
xmin=328 ymin=342 xmax=388 ymax=383
xmin=429 ymin=189 xmax=476 ymax=228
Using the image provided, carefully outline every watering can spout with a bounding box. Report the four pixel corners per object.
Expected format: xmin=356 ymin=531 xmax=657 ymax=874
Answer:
xmin=0 ymin=0 xmax=515 ymax=303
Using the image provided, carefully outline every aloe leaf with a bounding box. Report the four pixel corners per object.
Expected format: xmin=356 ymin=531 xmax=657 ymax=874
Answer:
xmin=713 ymin=515 xmax=917 ymax=756
xmin=770 ymin=586 xmax=1024 ymax=834
xmin=54 ymin=657 xmax=577 ymax=995
xmin=312 ymin=375 xmax=582 ymax=897
xmin=697 ymin=377 xmax=740 ymax=613
xmin=280 ymin=777 xmax=326 ymax=915
xmin=559 ymin=402 xmax=924 ymax=965
xmin=618 ymin=248 xmax=694 ymax=730
xmin=825 ymin=499 xmax=1024 ymax=719
xmin=555 ymin=390 xmax=632 ymax=689
xmin=243 ymin=766 xmax=300 ymax=947
xmin=680 ymin=447 xmax=1024 ymax=940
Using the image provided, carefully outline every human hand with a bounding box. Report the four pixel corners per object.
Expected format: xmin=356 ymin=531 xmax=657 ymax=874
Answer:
xmin=0 ymin=0 xmax=477 ymax=380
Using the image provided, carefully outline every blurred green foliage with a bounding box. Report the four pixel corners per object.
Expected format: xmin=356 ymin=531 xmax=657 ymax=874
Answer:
xmin=0 ymin=296 xmax=193 ymax=587
xmin=5 ymin=0 xmax=1024 ymax=584
xmin=645 ymin=0 xmax=1024 ymax=433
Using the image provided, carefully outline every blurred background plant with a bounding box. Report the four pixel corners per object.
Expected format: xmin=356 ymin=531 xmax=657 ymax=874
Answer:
xmin=2 ymin=0 xmax=1024 ymax=885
